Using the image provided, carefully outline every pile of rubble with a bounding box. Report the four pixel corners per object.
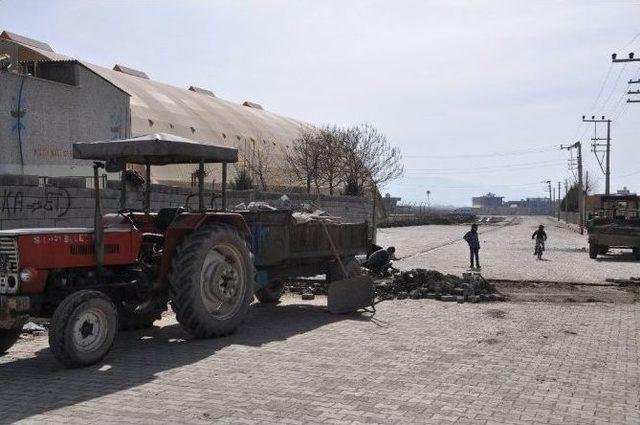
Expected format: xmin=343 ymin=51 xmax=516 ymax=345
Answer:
xmin=284 ymin=269 xmax=504 ymax=303
xmin=375 ymin=269 xmax=505 ymax=303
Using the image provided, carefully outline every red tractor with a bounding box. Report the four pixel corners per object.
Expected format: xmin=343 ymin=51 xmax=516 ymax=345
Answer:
xmin=0 ymin=134 xmax=256 ymax=367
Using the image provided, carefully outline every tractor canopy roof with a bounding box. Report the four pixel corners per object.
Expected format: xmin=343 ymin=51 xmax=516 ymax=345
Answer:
xmin=72 ymin=133 xmax=238 ymax=165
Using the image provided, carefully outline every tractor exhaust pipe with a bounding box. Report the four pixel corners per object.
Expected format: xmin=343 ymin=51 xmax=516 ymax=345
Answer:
xmin=93 ymin=162 xmax=105 ymax=272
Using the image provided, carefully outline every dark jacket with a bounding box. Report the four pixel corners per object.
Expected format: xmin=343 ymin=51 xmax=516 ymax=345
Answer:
xmin=367 ymin=248 xmax=391 ymax=273
xmin=532 ymin=229 xmax=547 ymax=241
xmin=463 ymin=230 xmax=480 ymax=249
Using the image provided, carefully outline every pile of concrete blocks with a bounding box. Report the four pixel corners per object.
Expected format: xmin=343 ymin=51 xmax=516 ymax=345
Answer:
xmin=375 ymin=269 xmax=505 ymax=303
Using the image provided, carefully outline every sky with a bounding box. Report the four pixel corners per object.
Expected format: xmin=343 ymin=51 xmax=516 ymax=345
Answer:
xmin=1 ymin=0 xmax=640 ymax=206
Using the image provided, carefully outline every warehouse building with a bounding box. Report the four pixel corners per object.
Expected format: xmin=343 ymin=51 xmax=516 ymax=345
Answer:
xmin=0 ymin=30 xmax=308 ymax=185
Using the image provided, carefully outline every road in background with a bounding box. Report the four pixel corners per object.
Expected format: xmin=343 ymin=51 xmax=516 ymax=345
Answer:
xmin=378 ymin=216 xmax=639 ymax=284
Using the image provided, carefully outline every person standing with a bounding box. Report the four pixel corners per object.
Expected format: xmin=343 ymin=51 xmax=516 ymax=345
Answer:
xmin=463 ymin=224 xmax=481 ymax=269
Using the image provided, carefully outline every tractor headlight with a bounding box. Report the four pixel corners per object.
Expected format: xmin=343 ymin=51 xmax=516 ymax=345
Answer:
xmin=19 ymin=269 xmax=32 ymax=283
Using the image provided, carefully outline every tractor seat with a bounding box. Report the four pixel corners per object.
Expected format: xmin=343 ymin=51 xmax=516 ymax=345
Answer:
xmin=155 ymin=207 xmax=185 ymax=231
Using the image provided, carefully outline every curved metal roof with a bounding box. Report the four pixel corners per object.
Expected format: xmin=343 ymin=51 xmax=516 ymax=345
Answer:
xmin=81 ymin=62 xmax=308 ymax=149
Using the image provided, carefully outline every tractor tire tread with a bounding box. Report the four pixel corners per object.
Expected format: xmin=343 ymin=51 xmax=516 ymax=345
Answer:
xmin=49 ymin=290 xmax=117 ymax=369
xmin=169 ymin=224 xmax=254 ymax=338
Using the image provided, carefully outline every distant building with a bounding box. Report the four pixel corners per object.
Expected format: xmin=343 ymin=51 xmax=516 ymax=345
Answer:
xmin=616 ymin=186 xmax=636 ymax=196
xmin=586 ymin=187 xmax=638 ymax=212
xmin=525 ymin=197 xmax=551 ymax=215
xmin=472 ymin=193 xmax=504 ymax=209
xmin=382 ymin=193 xmax=402 ymax=214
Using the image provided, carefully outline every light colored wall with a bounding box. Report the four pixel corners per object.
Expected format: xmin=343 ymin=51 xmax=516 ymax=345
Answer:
xmin=0 ymin=65 xmax=129 ymax=178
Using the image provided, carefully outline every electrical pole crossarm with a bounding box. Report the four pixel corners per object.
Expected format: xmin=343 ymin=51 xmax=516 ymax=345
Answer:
xmin=612 ymin=52 xmax=640 ymax=62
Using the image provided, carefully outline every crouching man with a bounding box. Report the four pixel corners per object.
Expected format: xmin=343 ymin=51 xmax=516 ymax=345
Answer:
xmin=365 ymin=246 xmax=398 ymax=277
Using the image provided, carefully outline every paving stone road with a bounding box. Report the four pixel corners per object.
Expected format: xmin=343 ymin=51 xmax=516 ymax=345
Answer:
xmin=1 ymin=216 xmax=639 ymax=424
xmin=1 ymin=299 xmax=638 ymax=424
xmin=378 ymin=216 xmax=640 ymax=284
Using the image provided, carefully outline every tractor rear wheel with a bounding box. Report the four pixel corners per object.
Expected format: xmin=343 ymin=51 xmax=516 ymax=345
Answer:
xmin=255 ymin=279 xmax=285 ymax=303
xmin=49 ymin=290 xmax=118 ymax=368
xmin=589 ymin=243 xmax=599 ymax=259
xmin=169 ymin=224 xmax=254 ymax=338
xmin=0 ymin=328 xmax=21 ymax=355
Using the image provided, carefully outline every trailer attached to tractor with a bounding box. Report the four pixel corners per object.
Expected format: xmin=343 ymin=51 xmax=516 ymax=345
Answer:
xmin=0 ymin=133 xmax=370 ymax=367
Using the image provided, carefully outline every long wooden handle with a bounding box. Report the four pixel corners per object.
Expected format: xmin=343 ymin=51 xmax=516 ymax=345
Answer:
xmin=322 ymin=221 xmax=348 ymax=278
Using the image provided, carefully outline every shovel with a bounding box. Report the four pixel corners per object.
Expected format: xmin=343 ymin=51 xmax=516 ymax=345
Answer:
xmin=321 ymin=221 xmax=375 ymax=314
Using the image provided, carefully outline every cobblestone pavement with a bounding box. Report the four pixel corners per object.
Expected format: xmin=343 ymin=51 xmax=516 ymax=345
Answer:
xmin=1 ymin=298 xmax=639 ymax=424
xmin=378 ymin=216 xmax=640 ymax=284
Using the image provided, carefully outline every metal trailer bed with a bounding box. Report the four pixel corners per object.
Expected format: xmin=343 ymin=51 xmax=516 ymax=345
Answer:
xmin=239 ymin=210 xmax=369 ymax=285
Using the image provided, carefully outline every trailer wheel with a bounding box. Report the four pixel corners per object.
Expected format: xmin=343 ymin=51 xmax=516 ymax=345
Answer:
xmin=598 ymin=246 xmax=609 ymax=256
xmin=49 ymin=290 xmax=118 ymax=368
xmin=589 ymin=243 xmax=599 ymax=259
xmin=327 ymin=256 xmax=363 ymax=283
xmin=0 ymin=328 xmax=21 ymax=355
xmin=169 ymin=224 xmax=254 ymax=338
xmin=255 ymin=279 xmax=285 ymax=303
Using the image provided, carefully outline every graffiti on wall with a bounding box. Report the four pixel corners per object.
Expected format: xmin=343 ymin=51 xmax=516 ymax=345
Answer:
xmin=0 ymin=187 xmax=71 ymax=217
xmin=10 ymin=95 xmax=27 ymax=134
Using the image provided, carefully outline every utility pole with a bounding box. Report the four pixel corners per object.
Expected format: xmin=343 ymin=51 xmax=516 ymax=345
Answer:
xmin=564 ymin=179 xmax=568 ymax=222
xmin=561 ymin=142 xmax=584 ymax=234
xmin=542 ymin=180 xmax=552 ymax=216
xmin=582 ymin=115 xmax=611 ymax=195
xmin=557 ymin=181 xmax=561 ymax=221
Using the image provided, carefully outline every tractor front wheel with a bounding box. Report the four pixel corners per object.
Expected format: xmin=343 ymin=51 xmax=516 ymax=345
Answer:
xmin=255 ymin=279 xmax=285 ymax=304
xmin=0 ymin=328 xmax=21 ymax=355
xmin=169 ymin=224 xmax=254 ymax=338
xmin=49 ymin=290 xmax=118 ymax=368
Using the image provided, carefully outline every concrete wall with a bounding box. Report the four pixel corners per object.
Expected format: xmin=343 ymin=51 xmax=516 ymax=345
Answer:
xmin=0 ymin=65 xmax=129 ymax=178
xmin=0 ymin=175 xmax=372 ymax=230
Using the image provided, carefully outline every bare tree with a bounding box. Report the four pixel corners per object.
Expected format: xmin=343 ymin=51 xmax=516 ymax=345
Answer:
xmin=285 ymin=127 xmax=322 ymax=193
xmin=585 ymin=172 xmax=598 ymax=195
xmin=317 ymin=125 xmax=346 ymax=195
xmin=240 ymin=135 xmax=285 ymax=191
xmin=340 ymin=123 xmax=403 ymax=196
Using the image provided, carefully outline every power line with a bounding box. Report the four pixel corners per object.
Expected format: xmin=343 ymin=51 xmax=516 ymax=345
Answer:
xmin=600 ymin=63 xmax=627 ymax=112
xmin=406 ymin=159 xmax=564 ymax=173
xmin=588 ymin=62 xmax=614 ymax=113
xmin=403 ymin=145 xmax=557 ymax=159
